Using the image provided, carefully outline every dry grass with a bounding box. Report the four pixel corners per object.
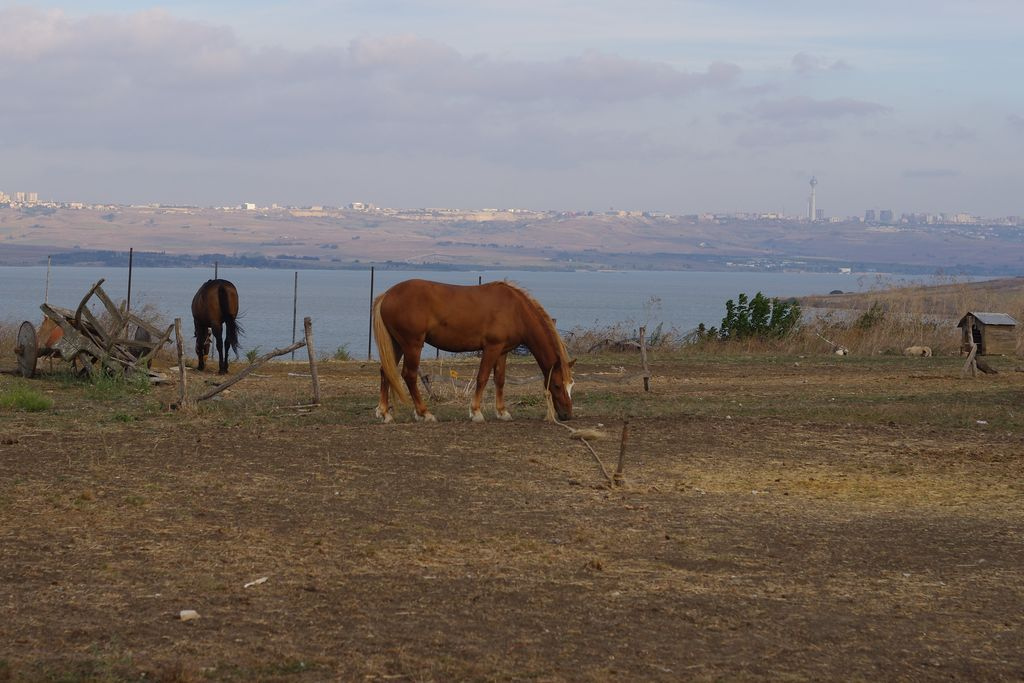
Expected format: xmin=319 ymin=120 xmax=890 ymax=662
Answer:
xmin=555 ymin=277 xmax=1024 ymax=360
xmin=1 ymin=353 xmax=1023 ymax=681
xmin=799 ymin=276 xmax=1024 ymax=356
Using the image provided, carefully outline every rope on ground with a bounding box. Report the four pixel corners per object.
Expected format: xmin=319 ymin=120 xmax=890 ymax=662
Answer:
xmin=545 ymin=380 xmax=613 ymax=486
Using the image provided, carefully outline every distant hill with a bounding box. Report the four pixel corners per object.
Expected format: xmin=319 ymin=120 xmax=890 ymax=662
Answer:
xmin=2 ymin=206 xmax=1023 ymax=274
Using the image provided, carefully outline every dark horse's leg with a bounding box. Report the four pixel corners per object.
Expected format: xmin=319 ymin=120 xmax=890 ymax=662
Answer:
xmin=401 ymin=339 xmax=435 ymax=422
xmin=213 ymin=322 xmax=227 ymax=374
xmin=194 ymin=321 xmax=208 ymax=371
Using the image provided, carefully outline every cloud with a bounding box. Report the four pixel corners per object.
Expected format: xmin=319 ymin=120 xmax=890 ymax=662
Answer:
xmin=932 ymin=124 xmax=976 ymax=144
xmin=753 ymin=96 xmax=891 ymax=123
xmin=903 ymin=169 xmax=960 ymax=179
xmin=735 ymin=126 xmax=835 ymax=148
xmin=791 ymin=52 xmax=852 ymax=75
xmin=1008 ymin=114 xmax=1024 ymax=131
xmin=0 ymin=7 xmax=740 ymax=163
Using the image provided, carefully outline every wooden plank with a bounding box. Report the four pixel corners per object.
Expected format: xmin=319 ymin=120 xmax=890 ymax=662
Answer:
xmin=92 ymin=284 xmax=126 ymax=328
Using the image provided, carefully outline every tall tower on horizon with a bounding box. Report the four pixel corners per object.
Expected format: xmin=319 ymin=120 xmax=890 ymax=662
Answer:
xmin=808 ymin=176 xmax=817 ymax=221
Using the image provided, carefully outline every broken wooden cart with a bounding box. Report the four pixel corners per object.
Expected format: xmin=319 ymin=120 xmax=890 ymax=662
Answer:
xmin=13 ymin=278 xmax=173 ymax=379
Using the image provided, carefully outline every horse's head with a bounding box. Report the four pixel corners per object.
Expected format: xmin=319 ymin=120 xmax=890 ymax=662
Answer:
xmin=547 ymin=359 xmax=575 ymax=421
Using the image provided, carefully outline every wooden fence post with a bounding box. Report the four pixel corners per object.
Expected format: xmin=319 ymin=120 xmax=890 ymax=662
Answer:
xmin=638 ymin=326 xmax=651 ymax=392
xmin=304 ymin=316 xmax=321 ymax=405
xmin=174 ymin=318 xmax=187 ymax=407
xmin=614 ymin=419 xmax=630 ymax=487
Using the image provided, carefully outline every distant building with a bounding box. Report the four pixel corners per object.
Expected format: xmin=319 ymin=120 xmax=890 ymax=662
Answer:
xmin=27 ymin=192 xmax=38 ymax=204
xmin=808 ymin=176 xmax=817 ymax=221
xmin=815 ymin=208 xmax=824 ymax=221
xmin=864 ymin=209 xmax=876 ymax=222
xmin=15 ymin=191 xmax=25 ymax=203
xmin=879 ymin=209 xmax=894 ymax=223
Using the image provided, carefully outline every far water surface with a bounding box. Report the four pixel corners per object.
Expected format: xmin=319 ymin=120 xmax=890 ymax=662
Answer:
xmin=1 ymin=266 xmax=933 ymax=359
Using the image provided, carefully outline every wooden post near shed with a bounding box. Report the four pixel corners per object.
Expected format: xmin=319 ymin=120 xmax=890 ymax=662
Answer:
xmin=961 ymin=342 xmax=978 ymax=378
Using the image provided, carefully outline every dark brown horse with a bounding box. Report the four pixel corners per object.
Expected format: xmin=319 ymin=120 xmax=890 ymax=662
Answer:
xmin=373 ymin=279 xmax=574 ymax=422
xmin=191 ymin=279 xmax=242 ymax=374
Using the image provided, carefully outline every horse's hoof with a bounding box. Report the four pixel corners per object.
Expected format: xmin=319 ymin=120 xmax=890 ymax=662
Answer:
xmin=382 ymin=412 xmax=394 ymax=424
xmin=496 ymin=410 xmax=513 ymax=421
xmin=415 ymin=411 xmax=437 ymax=423
xmin=374 ymin=405 xmax=387 ymax=419
xmin=470 ymin=409 xmax=485 ymax=423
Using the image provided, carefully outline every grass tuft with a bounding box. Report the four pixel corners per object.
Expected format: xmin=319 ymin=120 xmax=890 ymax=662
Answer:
xmin=0 ymin=383 xmax=53 ymax=412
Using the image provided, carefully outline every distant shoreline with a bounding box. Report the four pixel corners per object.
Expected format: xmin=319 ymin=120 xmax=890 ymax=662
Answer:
xmin=0 ymin=245 xmax=1016 ymax=277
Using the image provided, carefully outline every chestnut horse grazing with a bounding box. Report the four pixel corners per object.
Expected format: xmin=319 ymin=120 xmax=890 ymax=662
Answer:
xmin=373 ymin=279 xmax=574 ymax=423
xmin=191 ymin=279 xmax=243 ymax=374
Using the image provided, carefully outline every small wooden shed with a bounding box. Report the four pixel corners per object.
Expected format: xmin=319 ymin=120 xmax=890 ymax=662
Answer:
xmin=957 ymin=311 xmax=1018 ymax=355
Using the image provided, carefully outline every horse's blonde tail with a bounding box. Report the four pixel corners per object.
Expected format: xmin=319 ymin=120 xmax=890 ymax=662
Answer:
xmin=372 ymin=294 xmax=410 ymax=404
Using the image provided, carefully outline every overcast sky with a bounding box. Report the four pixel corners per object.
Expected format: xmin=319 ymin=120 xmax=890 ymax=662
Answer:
xmin=1 ymin=1 xmax=1022 ymax=216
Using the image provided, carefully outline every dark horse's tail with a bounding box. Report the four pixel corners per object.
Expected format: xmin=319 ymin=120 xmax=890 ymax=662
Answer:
xmin=219 ymin=282 xmax=243 ymax=356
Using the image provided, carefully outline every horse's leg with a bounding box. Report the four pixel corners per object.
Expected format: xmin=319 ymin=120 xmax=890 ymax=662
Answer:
xmin=493 ymin=352 xmax=512 ymax=421
xmin=196 ymin=328 xmax=207 ymax=371
xmin=376 ymin=341 xmax=402 ymax=424
xmin=214 ymin=322 xmax=227 ymax=374
xmin=401 ymin=342 xmax=435 ymax=422
xmin=469 ymin=345 xmax=501 ymax=422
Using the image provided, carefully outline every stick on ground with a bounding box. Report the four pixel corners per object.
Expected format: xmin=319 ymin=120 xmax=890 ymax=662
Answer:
xmin=195 ymin=341 xmax=306 ymax=403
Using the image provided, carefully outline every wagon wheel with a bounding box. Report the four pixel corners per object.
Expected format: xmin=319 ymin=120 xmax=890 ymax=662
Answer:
xmin=14 ymin=320 xmax=38 ymax=378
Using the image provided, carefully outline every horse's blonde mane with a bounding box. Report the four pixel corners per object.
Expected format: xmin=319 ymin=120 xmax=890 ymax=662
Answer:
xmin=497 ymin=280 xmax=573 ymax=383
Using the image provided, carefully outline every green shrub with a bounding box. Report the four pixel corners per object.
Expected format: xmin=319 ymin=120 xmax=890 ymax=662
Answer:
xmin=84 ymin=367 xmax=151 ymax=400
xmin=706 ymin=292 xmax=802 ymax=341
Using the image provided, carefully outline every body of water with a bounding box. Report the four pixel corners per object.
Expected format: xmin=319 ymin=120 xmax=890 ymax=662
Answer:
xmin=1 ymin=266 xmax=938 ymax=359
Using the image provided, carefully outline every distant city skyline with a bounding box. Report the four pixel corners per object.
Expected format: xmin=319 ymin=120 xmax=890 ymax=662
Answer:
xmin=5 ymin=185 xmax=1020 ymax=228
xmin=1 ymin=1 xmax=1022 ymax=216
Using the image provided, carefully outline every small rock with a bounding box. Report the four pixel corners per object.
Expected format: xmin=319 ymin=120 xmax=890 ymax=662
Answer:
xmin=179 ymin=610 xmax=200 ymax=621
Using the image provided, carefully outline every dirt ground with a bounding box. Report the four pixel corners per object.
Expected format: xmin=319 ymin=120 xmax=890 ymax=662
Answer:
xmin=1 ymin=352 xmax=1022 ymax=681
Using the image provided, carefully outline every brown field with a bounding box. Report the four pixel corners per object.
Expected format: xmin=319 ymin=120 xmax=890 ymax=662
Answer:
xmin=1 ymin=350 xmax=1023 ymax=681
